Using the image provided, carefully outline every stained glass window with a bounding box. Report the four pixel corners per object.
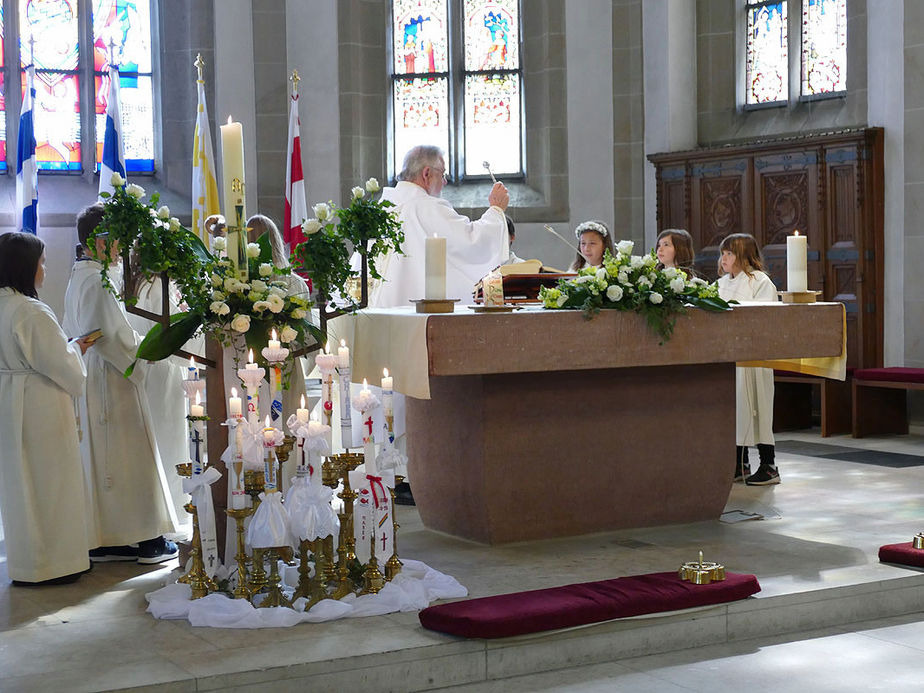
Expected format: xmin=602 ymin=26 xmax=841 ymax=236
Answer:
xmin=746 ymin=1 xmax=788 ymax=105
xmin=390 ymin=0 xmax=523 ymax=179
xmin=0 ymin=5 xmax=6 ymax=173
xmin=19 ymin=0 xmax=82 ymax=170
xmin=801 ymin=0 xmax=847 ymax=96
xmin=93 ymin=0 xmax=155 ymax=172
xmin=11 ymin=0 xmax=154 ymax=173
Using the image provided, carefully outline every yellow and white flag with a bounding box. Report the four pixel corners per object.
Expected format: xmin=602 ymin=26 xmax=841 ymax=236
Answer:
xmin=192 ymin=78 xmax=220 ymax=243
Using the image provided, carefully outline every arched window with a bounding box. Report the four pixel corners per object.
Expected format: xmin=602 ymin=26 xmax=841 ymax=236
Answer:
xmin=2 ymin=0 xmax=155 ymax=173
xmin=744 ymin=0 xmax=846 ymax=107
xmin=389 ymin=0 xmax=523 ymax=181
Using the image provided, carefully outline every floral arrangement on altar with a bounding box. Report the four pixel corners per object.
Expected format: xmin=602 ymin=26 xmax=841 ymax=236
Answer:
xmin=293 ymin=177 xmax=404 ymax=305
xmin=538 ymin=240 xmax=733 ymax=342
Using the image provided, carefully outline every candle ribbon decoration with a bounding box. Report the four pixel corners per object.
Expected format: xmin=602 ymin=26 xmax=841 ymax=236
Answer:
xmin=285 ymin=415 xmax=338 ymax=542
xmin=349 ymin=464 xmax=395 ymax=565
xmin=182 ymin=466 xmax=222 ymax=577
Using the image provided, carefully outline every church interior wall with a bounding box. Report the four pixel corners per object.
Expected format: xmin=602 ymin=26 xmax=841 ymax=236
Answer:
xmin=903 ymin=0 xmax=924 ymax=372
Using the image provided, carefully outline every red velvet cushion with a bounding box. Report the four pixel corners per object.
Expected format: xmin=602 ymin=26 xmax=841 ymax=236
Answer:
xmin=879 ymin=542 xmax=924 ymax=568
xmin=855 ymin=368 xmax=924 ymax=384
xmin=419 ymin=571 xmax=761 ymax=639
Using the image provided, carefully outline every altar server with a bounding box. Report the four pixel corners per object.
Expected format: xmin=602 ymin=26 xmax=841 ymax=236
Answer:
xmin=371 ymin=144 xmax=510 ymax=306
xmin=64 ymin=204 xmax=179 ymax=563
xmin=717 ymin=233 xmax=780 ymax=486
xmin=0 ymin=232 xmax=94 ymax=585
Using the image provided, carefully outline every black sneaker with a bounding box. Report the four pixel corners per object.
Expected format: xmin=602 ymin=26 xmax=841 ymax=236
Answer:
xmin=394 ymin=481 xmax=416 ymax=506
xmin=89 ymin=545 xmax=139 ymax=562
xmin=745 ymin=465 xmax=781 ymax=486
xmin=137 ymin=537 xmax=179 ymax=565
xmin=734 ymin=462 xmax=751 ymax=482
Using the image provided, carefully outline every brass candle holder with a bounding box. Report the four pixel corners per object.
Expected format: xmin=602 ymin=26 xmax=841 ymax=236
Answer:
xmin=330 ymin=452 xmax=363 ymax=599
xmin=181 ymin=500 xmax=219 ymax=598
xmin=226 ymin=507 xmax=254 ymax=600
xmin=679 ymin=550 xmax=726 ymax=585
xmin=913 ymin=533 xmax=924 ymax=550
xmin=257 ymin=547 xmax=293 ymax=608
xmin=249 ymin=547 xmax=269 ymax=595
xmin=360 ymin=531 xmax=385 ymax=595
xmin=293 ymin=537 xmax=331 ymax=608
xmin=276 ymin=434 xmax=295 ymax=492
xmin=385 ymin=483 xmax=403 ymax=581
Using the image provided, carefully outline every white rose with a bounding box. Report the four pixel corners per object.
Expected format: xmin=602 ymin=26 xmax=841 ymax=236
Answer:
xmin=169 ymin=217 xmax=181 ymax=232
xmin=301 ymin=218 xmax=321 ymax=235
xmin=669 ymin=277 xmax=685 ymax=293
xmin=210 ymin=273 xmax=223 ymax=287
xmin=246 ymin=243 xmax=260 ymax=259
xmin=211 ymin=290 xmax=225 ymax=301
xmin=351 ymin=186 xmax=364 ymax=200
xmin=649 ymin=291 xmax=664 ymax=305
xmin=212 ymin=236 xmax=227 ymax=252
xmin=617 ymin=240 xmax=634 ymax=255
xmin=230 ymin=314 xmax=251 ymax=333
xmin=252 ymin=300 xmax=270 ymax=312
xmin=291 ymin=308 xmax=306 ymax=319
xmin=209 ymin=301 xmax=230 ymax=316
xmin=248 ymin=292 xmax=264 ymax=302
xmin=223 ymin=277 xmax=239 ymax=292
xmin=691 ymin=277 xmax=707 ymax=287
xmin=644 ymin=254 xmax=658 ymax=268
xmin=126 ymin=183 xmax=145 ymax=199
xmin=251 ymin=279 xmax=267 ymax=293
xmin=606 ymin=285 xmax=624 ymax=302
xmin=638 ymin=276 xmax=652 ymax=289
xmin=595 ymin=268 xmax=607 ymax=281
xmin=630 ymin=256 xmax=644 ymax=269
xmin=618 ymin=272 xmax=630 ymax=285
xmin=279 ymin=325 xmax=298 ymax=343
xmin=664 ymin=267 xmax=679 ymax=279
xmin=556 ymin=293 xmax=568 ymax=307
xmin=365 ymin=177 xmax=380 ymax=193
xmin=267 ymin=293 xmax=285 ymax=313
xmin=258 ymin=263 xmax=273 ymax=278
xmin=313 ymin=202 xmax=332 ymax=222
xmin=157 ymin=205 xmax=170 ymax=220
xmin=110 ymin=172 xmax=125 ymax=187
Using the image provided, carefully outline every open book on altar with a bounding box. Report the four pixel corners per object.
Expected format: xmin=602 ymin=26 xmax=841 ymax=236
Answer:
xmin=473 ymin=264 xmax=576 ymax=303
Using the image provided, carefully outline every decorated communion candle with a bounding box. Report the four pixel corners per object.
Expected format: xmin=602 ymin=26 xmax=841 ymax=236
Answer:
xmin=228 ymin=386 xmax=242 ymax=418
xmin=190 ymin=390 xmax=205 ymax=418
xmin=338 ymin=339 xmax=353 ymax=449
xmin=381 ymin=367 xmax=394 ymax=416
xmin=786 ymin=231 xmax=808 ymax=293
xmin=425 ymin=234 xmax=447 ymax=300
xmin=220 ymin=116 xmax=245 ymax=223
xmin=188 ymin=356 xmax=198 ymax=381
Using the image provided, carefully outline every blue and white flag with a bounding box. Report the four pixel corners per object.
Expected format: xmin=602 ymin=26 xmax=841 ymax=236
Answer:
xmin=98 ymin=65 xmax=126 ymax=199
xmin=16 ymin=65 xmax=38 ymax=234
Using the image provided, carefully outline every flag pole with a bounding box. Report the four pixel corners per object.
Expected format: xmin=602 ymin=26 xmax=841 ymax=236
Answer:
xmin=195 ymin=53 xmax=205 ymax=83
xmin=289 ymin=68 xmax=300 ymax=99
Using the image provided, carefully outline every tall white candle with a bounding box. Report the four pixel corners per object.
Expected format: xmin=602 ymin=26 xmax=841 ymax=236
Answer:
xmin=786 ymin=231 xmax=808 ymax=293
xmin=381 ymin=367 xmax=394 ymax=418
xmin=220 ymin=117 xmax=245 ymax=225
xmin=190 ymin=390 xmax=205 ymax=418
xmin=338 ymin=339 xmax=353 ymax=450
xmin=228 ymin=387 xmax=242 ymax=417
xmin=425 ymin=235 xmax=447 ymax=300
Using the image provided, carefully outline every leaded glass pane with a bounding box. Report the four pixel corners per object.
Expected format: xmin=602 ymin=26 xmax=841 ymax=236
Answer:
xmin=801 ymin=0 xmax=846 ymax=96
xmin=94 ymin=73 xmax=154 ymax=172
xmin=463 ymin=0 xmax=520 ymax=71
xmin=392 ymin=77 xmax=449 ymax=175
xmin=24 ymin=70 xmax=81 ymax=171
xmin=19 ymin=0 xmax=80 ymax=71
xmin=392 ymin=0 xmax=448 ymax=75
xmin=463 ymin=74 xmax=519 ymax=176
xmin=746 ymin=1 xmax=788 ymax=105
xmin=92 ymin=0 xmax=152 ymax=73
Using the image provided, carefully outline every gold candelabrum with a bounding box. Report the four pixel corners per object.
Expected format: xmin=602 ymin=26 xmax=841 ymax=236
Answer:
xmin=293 ymin=536 xmax=332 ymax=608
xmin=360 ymin=530 xmax=386 ymax=595
xmin=385 ymin=475 xmax=404 ymax=581
xmin=174 ymin=463 xmax=218 ymax=599
xmin=678 ymin=551 xmax=727 ymax=585
xmin=276 ymin=434 xmax=295 ymax=493
xmin=330 ymin=452 xmax=363 ymax=599
xmin=257 ymin=544 xmax=293 ymax=609
xmin=225 ymin=506 xmax=254 ymax=600
xmin=243 ymin=469 xmax=268 ymax=593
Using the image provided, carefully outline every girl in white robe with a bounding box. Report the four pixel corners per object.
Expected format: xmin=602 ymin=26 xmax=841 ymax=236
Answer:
xmin=717 ymin=233 xmax=780 ymax=486
xmin=0 ymin=233 xmax=94 ymax=584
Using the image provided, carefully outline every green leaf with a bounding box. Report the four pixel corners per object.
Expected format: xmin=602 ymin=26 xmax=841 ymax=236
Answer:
xmin=256 ymin=232 xmax=273 ymax=264
xmin=181 ymin=229 xmax=212 ymax=263
xmin=134 ymin=312 xmax=203 ymax=366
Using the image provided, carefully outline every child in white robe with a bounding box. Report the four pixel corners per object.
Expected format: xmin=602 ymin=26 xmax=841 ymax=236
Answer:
xmin=717 ymin=233 xmax=780 ymax=486
xmin=63 ymin=204 xmax=179 ymax=563
xmin=0 ymin=232 xmax=94 ymax=584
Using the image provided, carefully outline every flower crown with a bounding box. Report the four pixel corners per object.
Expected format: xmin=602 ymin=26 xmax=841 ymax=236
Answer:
xmin=574 ymin=221 xmax=609 ymax=240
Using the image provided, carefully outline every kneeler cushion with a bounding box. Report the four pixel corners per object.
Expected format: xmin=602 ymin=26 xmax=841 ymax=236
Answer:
xmin=419 ymin=571 xmax=760 ymax=639
xmin=879 ymin=543 xmax=924 ymax=568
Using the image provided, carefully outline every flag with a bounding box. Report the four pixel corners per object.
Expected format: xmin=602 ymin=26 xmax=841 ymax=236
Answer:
xmin=283 ymin=94 xmax=308 ymax=248
xmin=192 ymin=77 xmax=220 ymax=243
xmin=16 ymin=65 xmax=38 ymax=233
xmin=98 ymin=65 xmax=126 ymax=199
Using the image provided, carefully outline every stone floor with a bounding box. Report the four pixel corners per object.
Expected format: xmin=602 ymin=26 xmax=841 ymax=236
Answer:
xmin=1 ymin=430 xmax=923 ymax=692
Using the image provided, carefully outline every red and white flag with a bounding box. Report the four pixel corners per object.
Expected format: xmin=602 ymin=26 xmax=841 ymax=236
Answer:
xmin=283 ymin=94 xmax=308 ymax=248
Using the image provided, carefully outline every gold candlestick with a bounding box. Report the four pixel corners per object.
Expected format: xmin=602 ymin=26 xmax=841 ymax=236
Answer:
xmin=226 ymin=507 xmax=254 ymax=599
xmin=913 ymin=533 xmax=924 ymax=550
xmin=385 ymin=484 xmax=403 ymax=581
xmin=257 ymin=548 xmax=293 ymax=608
xmin=249 ymin=547 xmax=269 ymax=595
xmin=293 ymin=537 xmax=331 ymax=608
xmin=276 ymin=434 xmax=295 ymax=494
xmin=330 ymin=452 xmax=363 ymax=599
xmin=360 ymin=531 xmax=385 ymax=595
xmin=181 ymin=501 xmax=218 ymax=599
xmin=292 ymin=538 xmax=314 ymax=602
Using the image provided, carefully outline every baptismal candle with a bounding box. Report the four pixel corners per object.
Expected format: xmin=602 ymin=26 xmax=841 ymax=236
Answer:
xmin=425 ymin=234 xmax=447 ymax=300
xmin=228 ymin=387 xmax=242 ymax=417
xmin=220 ymin=116 xmax=245 ymax=223
xmin=263 ymin=415 xmax=275 ymax=446
xmin=297 ymin=394 xmax=310 ymax=423
xmin=190 ymin=390 xmax=205 ymax=418
xmin=338 ymin=339 xmax=353 ymax=450
xmin=786 ymin=231 xmax=808 ymax=293
xmin=268 ymin=328 xmax=280 ymax=350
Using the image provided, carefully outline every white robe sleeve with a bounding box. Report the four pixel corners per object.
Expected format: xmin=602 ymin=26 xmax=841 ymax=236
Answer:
xmin=422 ymin=198 xmax=509 ymax=273
xmin=81 ymin=275 xmax=143 ymax=377
xmin=13 ymin=301 xmax=86 ymax=399
xmin=751 ymin=272 xmax=779 ymax=302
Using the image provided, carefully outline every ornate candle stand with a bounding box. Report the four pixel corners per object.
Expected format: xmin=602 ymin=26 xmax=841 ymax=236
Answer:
xmin=321 ymin=458 xmax=341 ymax=584
xmin=225 ymin=506 xmax=254 ymax=599
xmin=385 ymin=475 xmax=404 ymax=581
xmin=174 ymin=464 xmax=218 ymax=598
xmin=243 ymin=470 xmax=268 ymax=592
xmin=330 ymin=452 xmax=363 ymax=598
xmin=276 ymin=435 xmax=295 ymax=493
xmin=292 ymin=537 xmax=331 ymax=608
xmin=258 ymin=547 xmax=293 ymax=608
xmin=360 ymin=532 xmax=385 ymax=595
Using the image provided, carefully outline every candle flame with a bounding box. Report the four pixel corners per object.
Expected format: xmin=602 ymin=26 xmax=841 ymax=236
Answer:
xmin=300 ymin=394 xmax=306 ymax=409
xmin=264 ymin=414 xmax=271 ymax=428
xmin=363 ymin=378 xmax=368 ymax=388
xmin=340 ymin=338 xmax=346 ymax=348
xmin=248 ymin=348 xmax=254 ymax=362
xmin=383 ymin=367 xmax=389 ymax=378
xmin=231 ymin=387 xmax=238 ymax=398
xmin=189 ymin=356 xmax=195 ymax=367
xmin=793 ymin=230 xmax=800 ymax=236
xmin=227 ymin=115 xmax=233 ymax=125
xmin=195 ymin=390 xmax=201 ymax=405
xmin=271 ymin=328 xmax=277 ymax=341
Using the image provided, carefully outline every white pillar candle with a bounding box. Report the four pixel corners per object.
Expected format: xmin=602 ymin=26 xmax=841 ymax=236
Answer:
xmin=425 ymin=235 xmax=447 ymax=300
xmin=381 ymin=367 xmax=394 ymax=417
xmin=268 ymin=329 xmax=280 ymax=350
xmin=297 ymin=394 xmax=310 ymax=423
xmin=786 ymin=231 xmax=808 ymax=293
xmin=228 ymin=387 xmax=242 ymax=417
xmin=190 ymin=390 xmax=205 ymax=418
xmin=220 ymin=117 xmax=245 ymax=225
xmin=338 ymin=339 xmax=352 ymax=450
xmin=337 ymin=339 xmax=350 ymax=368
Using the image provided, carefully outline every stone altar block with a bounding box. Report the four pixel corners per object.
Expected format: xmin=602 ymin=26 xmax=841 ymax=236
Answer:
xmin=348 ymin=304 xmax=844 ymax=544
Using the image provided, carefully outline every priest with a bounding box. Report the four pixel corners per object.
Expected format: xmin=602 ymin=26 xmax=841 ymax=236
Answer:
xmin=371 ymin=145 xmax=510 ymax=307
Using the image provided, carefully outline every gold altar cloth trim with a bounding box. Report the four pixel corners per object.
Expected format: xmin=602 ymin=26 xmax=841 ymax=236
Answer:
xmin=737 ymin=303 xmax=847 ymax=381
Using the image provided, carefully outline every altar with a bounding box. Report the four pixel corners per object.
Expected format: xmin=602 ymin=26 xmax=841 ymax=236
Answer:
xmin=347 ymin=303 xmax=844 ymax=544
